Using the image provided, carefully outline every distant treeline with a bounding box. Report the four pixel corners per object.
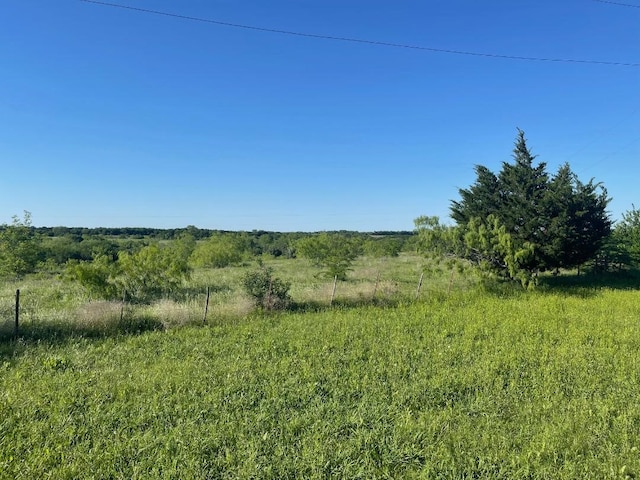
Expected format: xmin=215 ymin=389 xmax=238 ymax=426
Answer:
xmin=0 ymin=220 xmax=417 ymax=279
xmin=23 ymin=226 xmax=414 ymax=241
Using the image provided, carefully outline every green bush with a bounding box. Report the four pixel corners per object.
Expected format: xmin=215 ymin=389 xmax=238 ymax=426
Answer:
xmin=64 ymin=242 xmax=191 ymax=303
xmin=190 ymin=234 xmax=246 ymax=268
xmin=64 ymin=254 xmax=121 ymax=300
xmin=118 ymin=244 xmax=191 ymax=303
xmin=242 ymin=266 xmax=291 ymax=311
xmin=363 ymin=237 xmax=403 ymax=258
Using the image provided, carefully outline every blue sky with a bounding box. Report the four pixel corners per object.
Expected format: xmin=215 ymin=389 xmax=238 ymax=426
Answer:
xmin=1 ymin=0 xmax=638 ymax=231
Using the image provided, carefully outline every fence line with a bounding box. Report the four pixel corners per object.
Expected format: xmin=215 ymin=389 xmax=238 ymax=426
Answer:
xmin=1 ymin=271 xmax=455 ymax=339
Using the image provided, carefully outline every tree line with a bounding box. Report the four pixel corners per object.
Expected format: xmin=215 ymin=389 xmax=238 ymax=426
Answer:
xmin=0 ymin=216 xmax=410 ymax=305
xmin=0 ymin=222 xmax=411 ymax=276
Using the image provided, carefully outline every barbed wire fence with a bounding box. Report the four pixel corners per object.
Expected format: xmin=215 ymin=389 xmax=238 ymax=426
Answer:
xmin=0 ymin=269 xmax=466 ymax=341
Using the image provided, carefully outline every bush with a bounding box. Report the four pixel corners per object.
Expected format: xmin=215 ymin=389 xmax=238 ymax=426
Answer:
xmin=190 ymin=234 xmax=246 ymax=268
xmin=64 ymin=254 xmax=121 ymax=300
xmin=118 ymin=244 xmax=191 ymax=303
xmin=242 ymin=266 xmax=291 ymax=311
xmin=363 ymin=237 xmax=403 ymax=258
xmin=64 ymin=243 xmax=191 ymax=303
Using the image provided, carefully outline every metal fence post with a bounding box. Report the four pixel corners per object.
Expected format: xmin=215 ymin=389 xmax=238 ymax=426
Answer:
xmin=14 ymin=289 xmax=20 ymax=337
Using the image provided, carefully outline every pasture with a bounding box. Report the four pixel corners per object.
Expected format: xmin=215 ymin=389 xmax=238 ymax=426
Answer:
xmin=1 ymin=256 xmax=640 ymax=478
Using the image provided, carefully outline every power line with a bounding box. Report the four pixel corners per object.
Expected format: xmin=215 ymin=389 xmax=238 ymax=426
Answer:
xmin=592 ymin=0 xmax=640 ymax=8
xmin=80 ymin=0 xmax=640 ymax=67
xmin=563 ymin=108 xmax=640 ymax=164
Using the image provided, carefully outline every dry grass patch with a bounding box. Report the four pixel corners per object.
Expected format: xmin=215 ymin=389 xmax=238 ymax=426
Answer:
xmin=74 ymin=301 xmax=123 ymax=332
xmin=144 ymin=299 xmax=199 ymax=329
xmin=208 ymin=295 xmax=255 ymax=322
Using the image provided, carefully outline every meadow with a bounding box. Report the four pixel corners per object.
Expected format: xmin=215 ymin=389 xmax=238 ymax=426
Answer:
xmin=2 ymin=255 xmax=640 ymax=478
xmin=0 ymin=253 xmax=462 ymax=339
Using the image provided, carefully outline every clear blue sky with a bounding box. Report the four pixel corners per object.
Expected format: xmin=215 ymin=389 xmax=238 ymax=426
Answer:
xmin=1 ymin=0 xmax=638 ymax=231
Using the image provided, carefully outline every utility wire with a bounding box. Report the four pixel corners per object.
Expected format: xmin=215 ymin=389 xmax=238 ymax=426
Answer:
xmin=80 ymin=0 xmax=640 ymax=67
xmin=592 ymin=0 xmax=640 ymax=8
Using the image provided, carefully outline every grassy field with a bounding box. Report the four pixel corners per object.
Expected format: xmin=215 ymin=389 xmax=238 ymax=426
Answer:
xmin=0 ymin=253 xmax=472 ymax=339
xmin=2 ymin=258 xmax=640 ymax=478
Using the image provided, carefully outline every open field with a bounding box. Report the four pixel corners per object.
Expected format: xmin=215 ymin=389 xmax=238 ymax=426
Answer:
xmin=0 ymin=253 xmax=474 ymax=339
xmin=2 ymin=272 xmax=640 ymax=478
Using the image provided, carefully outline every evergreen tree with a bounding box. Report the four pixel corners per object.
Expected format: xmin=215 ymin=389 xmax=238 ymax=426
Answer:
xmin=496 ymin=130 xmax=549 ymax=271
xmin=448 ymin=130 xmax=611 ymax=283
xmin=564 ymin=177 xmax=611 ymax=268
xmin=450 ymin=166 xmax=501 ymax=224
xmin=617 ymin=206 xmax=640 ymax=267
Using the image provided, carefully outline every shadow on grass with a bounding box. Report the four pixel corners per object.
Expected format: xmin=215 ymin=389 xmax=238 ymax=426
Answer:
xmin=0 ymin=313 xmax=164 ymax=361
xmin=0 ymin=295 xmax=410 ymax=359
xmin=171 ymin=284 xmax=232 ymax=302
xmin=538 ymin=268 xmax=640 ymax=296
xmin=288 ymin=295 xmax=413 ymax=314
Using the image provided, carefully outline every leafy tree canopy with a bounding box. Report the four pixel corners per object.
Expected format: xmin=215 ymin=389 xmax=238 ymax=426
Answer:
xmin=0 ymin=212 xmax=42 ymax=278
xmin=296 ymin=233 xmax=362 ymax=280
xmin=189 ymin=233 xmax=247 ymax=269
xmin=65 ymin=240 xmax=192 ymax=303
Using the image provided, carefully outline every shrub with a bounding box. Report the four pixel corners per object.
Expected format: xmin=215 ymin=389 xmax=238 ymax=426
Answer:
xmin=363 ymin=237 xmax=403 ymax=258
xmin=118 ymin=244 xmax=190 ymax=303
xmin=64 ymin=254 xmax=120 ymax=300
xmin=242 ymin=266 xmax=291 ymax=311
xmin=190 ymin=234 xmax=246 ymax=268
xmin=64 ymin=243 xmax=191 ymax=303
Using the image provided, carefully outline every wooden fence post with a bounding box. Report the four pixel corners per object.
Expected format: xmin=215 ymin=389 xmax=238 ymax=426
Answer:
xmin=203 ymin=286 xmax=210 ymax=324
xmin=120 ymin=289 xmax=126 ymax=322
xmin=14 ymin=289 xmax=20 ymax=337
xmin=415 ymin=272 xmax=424 ymax=300
xmin=330 ymin=275 xmax=338 ymax=306
xmin=372 ymin=271 xmax=380 ymax=300
xmin=266 ymin=278 xmax=273 ymax=311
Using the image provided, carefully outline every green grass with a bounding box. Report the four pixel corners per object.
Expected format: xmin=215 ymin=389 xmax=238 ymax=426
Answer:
xmin=2 ymin=287 xmax=640 ymax=478
xmin=1 ymin=253 xmax=464 ymax=339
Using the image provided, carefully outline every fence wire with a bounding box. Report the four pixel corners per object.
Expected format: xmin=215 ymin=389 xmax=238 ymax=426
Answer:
xmin=0 ymin=268 xmax=468 ymax=340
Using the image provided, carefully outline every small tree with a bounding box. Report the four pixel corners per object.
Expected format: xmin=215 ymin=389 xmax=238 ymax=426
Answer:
xmin=171 ymin=232 xmax=197 ymax=265
xmin=64 ymin=254 xmax=121 ymax=300
xmin=603 ymin=205 xmax=640 ymax=270
xmin=414 ymin=216 xmax=461 ymax=259
xmin=0 ymin=211 xmax=41 ymax=278
xmin=118 ymin=244 xmax=191 ymax=303
xmin=296 ymin=233 xmax=362 ymax=280
xmin=242 ymin=266 xmax=291 ymax=311
xmin=463 ymin=216 xmax=536 ymax=288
